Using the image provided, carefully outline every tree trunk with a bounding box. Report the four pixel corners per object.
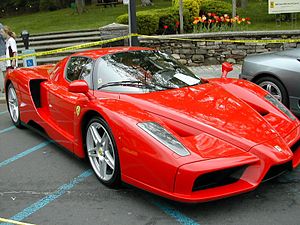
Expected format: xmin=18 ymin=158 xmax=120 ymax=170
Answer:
xmin=237 ymin=0 xmax=248 ymax=8
xmin=76 ymin=0 xmax=85 ymax=14
xmin=241 ymin=0 xmax=248 ymax=8
xmin=141 ymin=0 xmax=153 ymax=7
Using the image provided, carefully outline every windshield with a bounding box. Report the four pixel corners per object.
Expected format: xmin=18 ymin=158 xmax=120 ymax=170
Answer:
xmin=95 ymin=50 xmax=202 ymax=93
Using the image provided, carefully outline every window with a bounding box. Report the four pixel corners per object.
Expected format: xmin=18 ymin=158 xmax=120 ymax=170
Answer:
xmin=65 ymin=57 xmax=94 ymax=87
xmin=94 ymin=50 xmax=201 ymax=93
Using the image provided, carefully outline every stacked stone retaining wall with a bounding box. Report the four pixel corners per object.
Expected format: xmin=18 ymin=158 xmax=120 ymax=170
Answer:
xmin=139 ymin=30 xmax=300 ymax=66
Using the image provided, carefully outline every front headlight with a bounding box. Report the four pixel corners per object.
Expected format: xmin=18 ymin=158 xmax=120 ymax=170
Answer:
xmin=264 ymin=94 xmax=296 ymax=121
xmin=137 ymin=122 xmax=190 ymax=156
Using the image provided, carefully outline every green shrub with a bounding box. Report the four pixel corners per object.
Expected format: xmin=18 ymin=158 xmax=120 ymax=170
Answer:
xmin=117 ymin=10 xmax=160 ymax=35
xmin=200 ymin=0 xmax=232 ymax=16
xmin=39 ymin=0 xmax=59 ymax=11
xmin=116 ymin=14 xmax=128 ymax=24
xmin=158 ymin=8 xmax=193 ymax=34
xmin=116 ymin=7 xmax=193 ymax=35
xmin=172 ymin=0 xmax=203 ymax=17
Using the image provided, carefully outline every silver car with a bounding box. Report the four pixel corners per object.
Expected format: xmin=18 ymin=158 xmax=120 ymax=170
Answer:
xmin=240 ymin=48 xmax=300 ymax=116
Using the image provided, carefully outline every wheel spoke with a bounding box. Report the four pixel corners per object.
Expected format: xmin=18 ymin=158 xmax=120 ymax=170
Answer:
xmin=9 ymin=102 xmax=14 ymax=109
xmin=105 ymin=150 xmax=114 ymax=169
xmin=100 ymin=132 xmax=108 ymax=147
xmin=12 ymin=109 xmax=17 ymax=121
xmin=87 ymin=147 xmax=98 ymax=158
xmin=9 ymin=88 xmax=16 ymax=100
xmin=99 ymin=160 xmax=107 ymax=178
xmin=90 ymin=125 xmax=102 ymax=145
xmin=273 ymin=94 xmax=281 ymax=101
xmin=266 ymin=84 xmax=272 ymax=93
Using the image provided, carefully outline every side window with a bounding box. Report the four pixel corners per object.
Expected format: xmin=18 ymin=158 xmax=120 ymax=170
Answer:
xmin=66 ymin=57 xmax=93 ymax=86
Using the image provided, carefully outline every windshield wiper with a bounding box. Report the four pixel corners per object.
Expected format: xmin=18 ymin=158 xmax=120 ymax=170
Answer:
xmin=98 ymin=81 xmax=150 ymax=90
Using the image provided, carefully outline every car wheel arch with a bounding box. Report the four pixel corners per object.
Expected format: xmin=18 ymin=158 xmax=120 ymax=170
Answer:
xmin=253 ymin=73 xmax=289 ymax=107
xmin=80 ymin=110 xmax=104 ymax=159
xmin=252 ymin=72 xmax=279 ymax=83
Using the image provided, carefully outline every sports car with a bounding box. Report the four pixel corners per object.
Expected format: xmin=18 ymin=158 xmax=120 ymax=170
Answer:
xmin=5 ymin=47 xmax=300 ymax=203
xmin=240 ymin=48 xmax=300 ymax=116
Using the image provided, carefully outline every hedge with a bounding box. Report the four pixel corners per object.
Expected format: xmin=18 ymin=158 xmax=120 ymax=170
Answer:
xmin=200 ymin=0 xmax=232 ymax=16
xmin=172 ymin=0 xmax=203 ymax=17
xmin=116 ymin=7 xmax=192 ymax=35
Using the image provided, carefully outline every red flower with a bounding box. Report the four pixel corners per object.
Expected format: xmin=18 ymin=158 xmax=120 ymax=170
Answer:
xmin=164 ymin=25 xmax=168 ymax=29
xmin=175 ymin=21 xmax=180 ymax=28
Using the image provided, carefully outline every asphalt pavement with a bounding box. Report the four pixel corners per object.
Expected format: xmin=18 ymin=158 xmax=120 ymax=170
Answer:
xmin=1 ymin=65 xmax=300 ymax=225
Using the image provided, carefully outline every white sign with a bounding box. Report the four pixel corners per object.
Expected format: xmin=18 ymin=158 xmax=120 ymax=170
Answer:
xmin=269 ymin=0 xmax=300 ymax=14
xmin=123 ymin=0 xmax=129 ymax=5
xmin=22 ymin=49 xmax=37 ymax=68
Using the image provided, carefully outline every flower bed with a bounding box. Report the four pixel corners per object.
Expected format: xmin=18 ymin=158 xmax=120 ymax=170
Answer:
xmin=193 ymin=13 xmax=251 ymax=32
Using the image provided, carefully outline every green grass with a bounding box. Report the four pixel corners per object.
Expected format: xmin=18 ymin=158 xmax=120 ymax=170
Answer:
xmin=225 ymin=0 xmax=300 ymax=31
xmin=2 ymin=0 xmax=300 ymax=35
xmin=1 ymin=0 xmax=172 ymax=35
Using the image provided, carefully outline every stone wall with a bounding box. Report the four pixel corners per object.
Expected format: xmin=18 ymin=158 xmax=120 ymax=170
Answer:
xmin=139 ymin=30 xmax=300 ymax=66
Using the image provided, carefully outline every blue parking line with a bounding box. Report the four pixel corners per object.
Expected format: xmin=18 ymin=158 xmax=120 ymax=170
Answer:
xmin=1 ymin=170 xmax=93 ymax=224
xmin=0 ymin=110 xmax=8 ymax=116
xmin=0 ymin=126 xmax=15 ymax=135
xmin=152 ymin=200 xmax=200 ymax=225
xmin=0 ymin=141 xmax=50 ymax=168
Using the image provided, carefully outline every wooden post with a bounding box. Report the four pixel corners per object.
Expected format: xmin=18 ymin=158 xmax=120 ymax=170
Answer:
xmin=179 ymin=0 xmax=184 ymax=34
xmin=128 ymin=0 xmax=139 ymax=46
xmin=232 ymin=0 xmax=236 ymax=18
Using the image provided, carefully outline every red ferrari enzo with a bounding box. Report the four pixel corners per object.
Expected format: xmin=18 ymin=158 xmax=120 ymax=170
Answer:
xmin=5 ymin=47 xmax=300 ymax=203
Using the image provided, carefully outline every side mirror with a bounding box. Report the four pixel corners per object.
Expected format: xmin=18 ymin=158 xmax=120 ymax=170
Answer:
xmin=68 ymin=80 xmax=89 ymax=94
xmin=221 ymin=62 xmax=233 ymax=78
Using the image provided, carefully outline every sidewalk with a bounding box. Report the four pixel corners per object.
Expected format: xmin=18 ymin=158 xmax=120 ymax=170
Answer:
xmin=0 ymin=65 xmax=242 ymax=104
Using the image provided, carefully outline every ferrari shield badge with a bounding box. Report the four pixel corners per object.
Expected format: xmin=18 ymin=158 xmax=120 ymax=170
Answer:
xmin=75 ymin=106 xmax=81 ymax=117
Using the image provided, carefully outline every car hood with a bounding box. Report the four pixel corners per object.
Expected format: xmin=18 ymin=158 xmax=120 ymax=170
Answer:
xmin=120 ymin=83 xmax=278 ymax=152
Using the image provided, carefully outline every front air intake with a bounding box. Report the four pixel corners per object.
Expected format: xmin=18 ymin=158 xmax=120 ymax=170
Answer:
xmin=291 ymin=139 xmax=300 ymax=153
xmin=263 ymin=161 xmax=292 ymax=182
xmin=192 ymin=165 xmax=247 ymax=192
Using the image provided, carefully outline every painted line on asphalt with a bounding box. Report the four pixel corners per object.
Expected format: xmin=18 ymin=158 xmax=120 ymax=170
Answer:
xmin=3 ymin=170 xmax=93 ymax=224
xmin=0 ymin=126 xmax=16 ymax=135
xmin=0 ymin=110 xmax=8 ymax=116
xmin=0 ymin=217 xmax=35 ymax=225
xmin=0 ymin=141 xmax=50 ymax=168
xmin=151 ymin=200 xmax=200 ymax=225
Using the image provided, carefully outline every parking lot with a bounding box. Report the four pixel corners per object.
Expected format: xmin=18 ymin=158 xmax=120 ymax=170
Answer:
xmin=0 ymin=66 xmax=300 ymax=225
xmin=1 ymin=105 xmax=300 ymax=225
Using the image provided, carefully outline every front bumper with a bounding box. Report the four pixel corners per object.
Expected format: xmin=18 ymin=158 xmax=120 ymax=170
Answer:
xmin=158 ymin=135 xmax=300 ymax=203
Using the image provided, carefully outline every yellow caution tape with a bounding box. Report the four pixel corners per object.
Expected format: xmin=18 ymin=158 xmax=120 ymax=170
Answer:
xmin=0 ymin=217 xmax=36 ymax=225
xmin=139 ymin=34 xmax=300 ymax=44
xmin=0 ymin=33 xmax=299 ymax=62
xmin=0 ymin=34 xmax=139 ymax=62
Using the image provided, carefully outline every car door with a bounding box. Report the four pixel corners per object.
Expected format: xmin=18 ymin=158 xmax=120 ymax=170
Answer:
xmin=47 ymin=56 xmax=94 ymax=150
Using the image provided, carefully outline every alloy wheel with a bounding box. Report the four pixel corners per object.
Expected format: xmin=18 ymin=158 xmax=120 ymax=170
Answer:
xmin=86 ymin=122 xmax=115 ymax=181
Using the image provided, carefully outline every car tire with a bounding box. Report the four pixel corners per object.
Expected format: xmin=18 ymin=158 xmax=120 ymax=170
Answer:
xmin=84 ymin=117 xmax=121 ymax=188
xmin=6 ymin=83 xmax=23 ymax=128
xmin=255 ymin=76 xmax=289 ymax=107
